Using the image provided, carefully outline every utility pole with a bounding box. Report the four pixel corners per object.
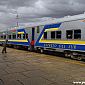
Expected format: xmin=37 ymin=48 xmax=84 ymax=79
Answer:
xmin=6 ymin=28 xmax=8 ymax=40
xmin=16 ymin=11 xmax=19 ymax=27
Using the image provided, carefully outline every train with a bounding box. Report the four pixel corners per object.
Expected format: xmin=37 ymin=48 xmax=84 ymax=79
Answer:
xmin=1 ymin=13 xmax=85 ymax=60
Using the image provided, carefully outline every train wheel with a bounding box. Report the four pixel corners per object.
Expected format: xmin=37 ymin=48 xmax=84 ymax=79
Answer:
xmin=40 ymin=49 xmax=43 ymax=53
xmin=64 ymin=52 xmax=71 ymax=58
xmin=14 ymin=45 xmax=17 ymax=49
xmin=77 ymin=57 xmax=82 ymax=61
xmin=70 ymin=54 xmax=76 ymax=60
xmin=16 ymin=46 xmax=20 ymax=49
xmin=65 ymin=53 xmax=68 ymax=57
xmin=34 ymin=48 xmax=38 ymax=53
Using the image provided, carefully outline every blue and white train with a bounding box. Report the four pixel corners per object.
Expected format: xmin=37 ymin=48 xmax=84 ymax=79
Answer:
xmin=1 ymin=13 xmax=85 ymax=60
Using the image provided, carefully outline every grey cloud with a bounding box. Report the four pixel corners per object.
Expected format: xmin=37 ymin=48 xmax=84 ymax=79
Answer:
xmin=0 ymin=0 xmax=85 ymax=30
xmin=0 ymin=0 xmax=38 ymax=8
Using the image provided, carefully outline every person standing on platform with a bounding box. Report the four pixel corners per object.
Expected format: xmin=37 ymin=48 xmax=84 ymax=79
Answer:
xmin=2 ymin=39 xmax=8 ymax=53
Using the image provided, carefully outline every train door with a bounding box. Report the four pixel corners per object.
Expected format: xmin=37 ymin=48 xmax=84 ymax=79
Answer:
xmin=30 ymin=27 xmax=35 ymax=51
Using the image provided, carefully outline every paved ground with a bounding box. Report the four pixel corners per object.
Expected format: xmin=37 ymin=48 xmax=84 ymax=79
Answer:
xmin=0 ymin=46 xmax=85 ymax=85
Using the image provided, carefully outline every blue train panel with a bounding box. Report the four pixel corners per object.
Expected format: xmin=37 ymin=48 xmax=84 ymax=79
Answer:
xmin=35 ymin=42 xmax=85 ymax=52
xmin=35 ymin=23 xmax=85 ymax=52
xmin=8 ymin=41 xmax=30 ymax=46
xmin=8 ymin=28 xmax=30 ymax=46
xmin=35 ymin=23 xmax=61 ymax=45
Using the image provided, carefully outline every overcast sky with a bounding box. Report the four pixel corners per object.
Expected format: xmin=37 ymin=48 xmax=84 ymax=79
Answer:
xmin=0 ymin=0 xmax=85 ymax=31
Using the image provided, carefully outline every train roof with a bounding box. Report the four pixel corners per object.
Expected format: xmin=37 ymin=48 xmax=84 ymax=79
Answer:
xmin=25 ymin=13 xmax=85 ymax=28
xmin=1 ymin=13 xmax=85 ymax=32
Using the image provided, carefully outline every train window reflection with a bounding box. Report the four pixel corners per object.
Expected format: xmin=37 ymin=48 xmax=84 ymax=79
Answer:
xmin=66 ymin=30 xmax=73 ymax=39
xmin=44 ymin=32 xmax=47 ymax=39
xmin=56 ymin=31 xmax=61 ymax=39
xmin=17 ymin=34 xmax=21 ymax=39
xmin=13 ymin=35 xmax=16 ymax=39
xmin=51 ymin=31 xmax=55 ymax=39
xmin=9 ymin=35 xmax=11 ymax=39
xmin=74 ymin=29 xmax=81 ymax=39
xmin=23 ymin=34 xmax=26 ymax=39
xmin=26 ymin=34 xmax=28 ymax=39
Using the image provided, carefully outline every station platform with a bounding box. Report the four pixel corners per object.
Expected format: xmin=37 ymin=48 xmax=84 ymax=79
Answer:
xmin=0 ymin=46 xmax=85 ymax=85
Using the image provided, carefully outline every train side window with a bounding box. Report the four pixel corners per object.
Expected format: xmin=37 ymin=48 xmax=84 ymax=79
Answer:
xmin=23 ymin=34 xmax=26 ymax=39
xmin=37 ymin=26 xmax=40 ymax=33
xmin=26 ymin=34 xmax=28 ymax=39
xmin=44 ymin=32 xmax=47 ymax=39
xmin=1 ymin=35 xmax=3 ymax=39
xmin=9 ymin=35 xmax=11 ymax=39
xmin=56 ymin=31 xmax=61 ymax=39
xmin=51 ymin=31 xmax=55 ymax=39
xmin=74 ymin=29 xmax=81 ymax=39
xmin=66 ymin=30 xmax=73 ymax=39
xmin=13 ymin=35 xmax=16 ymax=39
xmin=4 ymin=35 xmax=6 ymax=39
xmin=17 ymin=34 xmax=21 ymax=39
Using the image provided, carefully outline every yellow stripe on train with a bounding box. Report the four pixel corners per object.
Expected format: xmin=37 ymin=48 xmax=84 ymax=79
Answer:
xmin=8 ymin=39 xmax=28 ymax=42
xmin=45 ymin=28 xmax=59 ymax=32
xmin=0 ymin=39 xmax=28 ymax=42
xmin=39 ymin=40 xmax=85 ymax=45
xmin=0 ymin=40 xmax=5 ymax=41
xmin=18 ymin=32 xmax=24 ymax=34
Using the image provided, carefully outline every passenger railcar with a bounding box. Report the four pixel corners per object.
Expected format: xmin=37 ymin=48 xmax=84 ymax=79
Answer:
xmin=1 ymin=13 xmax=85 ymax=60
xmin=34 ymin=14 xmax=85 ymax=60
xmin=0 ymin=28 xmax=30 ymax=49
